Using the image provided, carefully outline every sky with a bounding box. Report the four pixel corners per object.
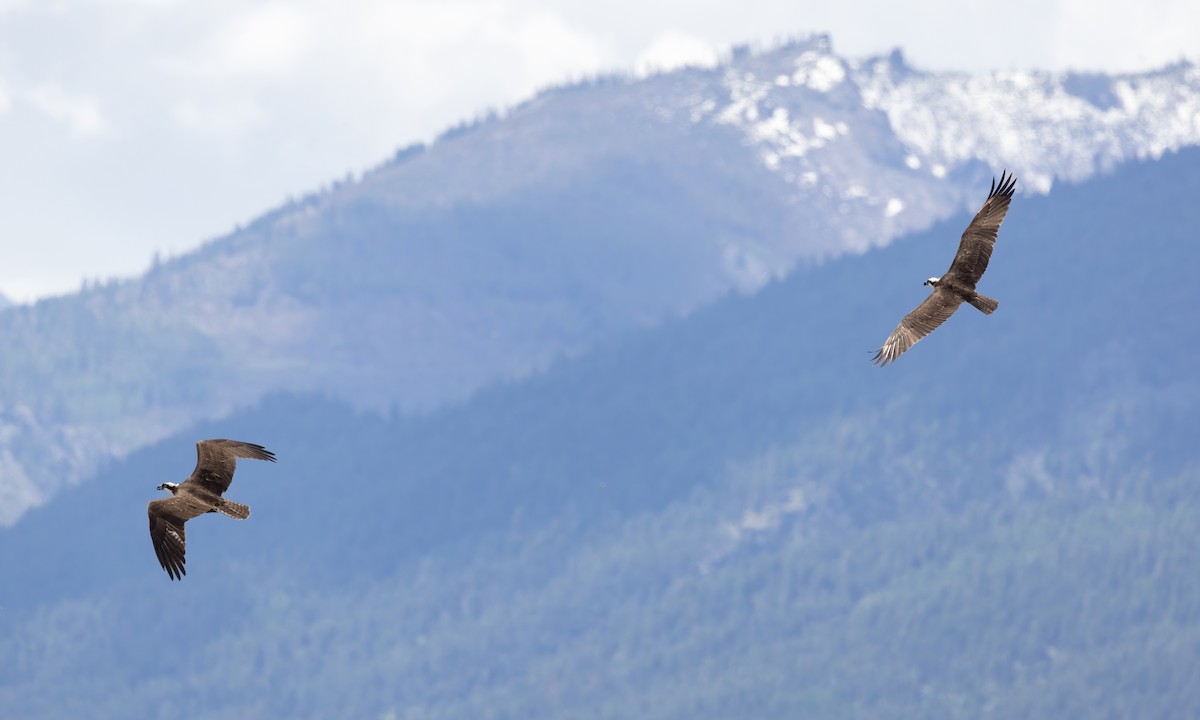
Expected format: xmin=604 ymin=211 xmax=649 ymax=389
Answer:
xmin=0 ymin=0 xmax=1195 ymax=302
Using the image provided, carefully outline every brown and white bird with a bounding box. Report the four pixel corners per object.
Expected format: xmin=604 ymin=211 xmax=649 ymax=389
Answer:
xmin=147 ymin=439 xmax=276 ymax=580
xmin=873 ymin=170 xmax=1017 ymax=366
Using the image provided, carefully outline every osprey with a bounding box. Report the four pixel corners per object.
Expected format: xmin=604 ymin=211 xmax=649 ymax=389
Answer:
xmin=147 ymin=439 xmax=276 ymax=580
xmin=873 ymin=170 xmax=1017 ymax=366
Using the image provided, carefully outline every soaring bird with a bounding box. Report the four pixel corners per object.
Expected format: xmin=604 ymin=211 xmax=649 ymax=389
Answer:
xmin=147 ymin=439 xmax=276 ymax=580
xmin=873 ymin=170 xmax=1017 ymax=366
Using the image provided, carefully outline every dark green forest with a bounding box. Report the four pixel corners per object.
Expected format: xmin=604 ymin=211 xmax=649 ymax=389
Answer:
xmin=1 ymin=150 xmax=1198 ymax=718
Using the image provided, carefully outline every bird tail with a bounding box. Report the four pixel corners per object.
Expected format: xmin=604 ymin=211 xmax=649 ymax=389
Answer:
xmin=968 ymin=293 xmax=999 ymax=314
xmin=216 ymin=499 xmax=251 ymax=520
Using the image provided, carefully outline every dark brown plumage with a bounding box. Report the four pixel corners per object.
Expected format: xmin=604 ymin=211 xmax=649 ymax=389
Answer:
xmin=873 ymin=170 xmax=1017 ymax=366
xmin=147 ymin=439 xmax=276 ymax=580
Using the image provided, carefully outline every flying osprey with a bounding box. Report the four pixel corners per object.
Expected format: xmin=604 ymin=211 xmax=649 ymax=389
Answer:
xmin=147 ymin=439 xmax=276 ymax=580
xmin=873 ymin=170 xmax=1017 ymax=366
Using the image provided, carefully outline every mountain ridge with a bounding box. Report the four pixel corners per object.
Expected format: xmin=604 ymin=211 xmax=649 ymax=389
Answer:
xmin=2 ymin=35 xmax=1199 ymax=525
xmin=2 ymin=147 xmax=1197 ymax=718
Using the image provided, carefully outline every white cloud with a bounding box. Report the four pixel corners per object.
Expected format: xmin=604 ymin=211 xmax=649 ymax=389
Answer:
xmin=167 ymin=1 xmax=315 ymax=79
xmin=27 ymin=84 xmax=107 ymax=137
xmin=504 ymin=10 xmax=609 ymax=80
xmin=172 ymin=97 xmax=266 ymax=135
xmin=212 ymin=2 xmax=314 ymax=78
xmin=83 ymin=0 xmax=183 ymax=6
xmin=1054 ymin=0 xmax=1199 ymax=70
xmin=635 ymin=30 xmax=720 ymax=77
xmin=160 ymin=1 xmax=608 ymax=135
xmin=323 ymin=1 xmax=609 ymax=100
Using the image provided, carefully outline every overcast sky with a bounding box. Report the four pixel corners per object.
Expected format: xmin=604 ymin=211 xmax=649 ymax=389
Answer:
xmin=0 ymin=0 xmax=1194 ymax=301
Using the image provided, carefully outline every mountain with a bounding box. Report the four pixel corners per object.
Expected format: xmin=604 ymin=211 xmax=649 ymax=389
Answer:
xmin=1 ymin=147 xmax=1198 ymax=718
xmin=2 ymin=35 xmax=1199 ymax=528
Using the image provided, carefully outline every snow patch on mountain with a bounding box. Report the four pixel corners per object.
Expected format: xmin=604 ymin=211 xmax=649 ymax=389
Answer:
xmin=683 ymin=37 xmax=1200 ymax=263
xmin=712 ymin=41 xmax=1200 ymax=200
xmin=789 ymin=49 xmax=847 ymax=92
xmin=854 ymin=57 xmax=1200 ymax=191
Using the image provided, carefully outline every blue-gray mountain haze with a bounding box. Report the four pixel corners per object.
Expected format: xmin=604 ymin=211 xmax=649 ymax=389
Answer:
xmin=1 ymin=36 xmax=1199 ymax=719
xmin=1 ymin=36 xmax=1197 ymax=525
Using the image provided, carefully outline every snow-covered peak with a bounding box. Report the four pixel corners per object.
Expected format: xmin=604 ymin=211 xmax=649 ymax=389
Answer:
xmin=854 ymin=57 xmax=1200 ymax=192
xmin=678 ymin=38 xmax=1200 ymax=258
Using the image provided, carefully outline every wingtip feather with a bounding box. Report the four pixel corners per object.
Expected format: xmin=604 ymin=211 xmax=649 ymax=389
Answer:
xmin=988 ymin=169 xmax=1017 ymax=199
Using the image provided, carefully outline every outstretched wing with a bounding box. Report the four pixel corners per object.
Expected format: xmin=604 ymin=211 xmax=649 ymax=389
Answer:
xmin=148 ymin=495 xmax=211 ymax=581
xmin=873 ymin=288 xmax=965 ymax=366
xmin=944 ymin=170 xmax=1017 ymax=287
xmin=187 ymin=439 xmax=276 ymax=495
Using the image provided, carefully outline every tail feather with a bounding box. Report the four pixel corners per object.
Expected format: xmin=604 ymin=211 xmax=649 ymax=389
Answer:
xmin=217 ymin=499 xmax=251 ymax=520
xmin=968 ymin=293 xmax=999 ymax=315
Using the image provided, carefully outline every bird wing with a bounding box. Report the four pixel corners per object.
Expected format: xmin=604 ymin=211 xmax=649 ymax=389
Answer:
xmin=147 ymin=495 xmax=212 ymax=581
xmin=187 ymin=439 xmax=276 ymax=495
xmin=944 ymin=170 xmax=1016 ymax=287
xmin=873 ymin=287 xmax=965 ymax=366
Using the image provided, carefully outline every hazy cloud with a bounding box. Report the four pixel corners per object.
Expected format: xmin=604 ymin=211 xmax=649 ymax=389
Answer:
xmin=172 ymin=96 xmax=267 ymax=135
xmin=635 ymin=30 xmax=721 ymax=77
xmin=27 ymin=84 xmax=107 ymax=137
xmin=206 ymin=2 xmax=315 ymax=78
xmin=1054 ymin=0 xmax=1199 ymax=70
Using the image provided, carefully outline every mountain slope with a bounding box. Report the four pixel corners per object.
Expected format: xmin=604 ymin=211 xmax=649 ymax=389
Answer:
xmin=3 ymin=36 xmax=1199 ymax=526
xmin=1 ymin=148 xmax=1198 ymax=718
